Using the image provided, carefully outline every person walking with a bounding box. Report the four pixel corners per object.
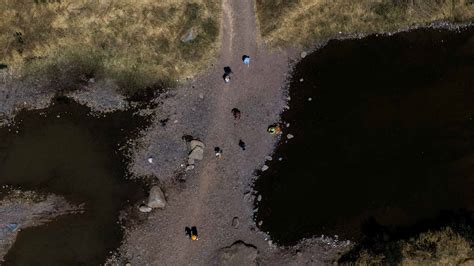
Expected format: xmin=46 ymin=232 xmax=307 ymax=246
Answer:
xmin=242 ymin=55 xmax=250 ymax=66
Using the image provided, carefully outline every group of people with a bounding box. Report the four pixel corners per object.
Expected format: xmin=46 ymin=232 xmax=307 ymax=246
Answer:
xmin=222 ymin=55 xmax=250 ymax=83
xmin=186 ymin=55 xmax=252 ymax=242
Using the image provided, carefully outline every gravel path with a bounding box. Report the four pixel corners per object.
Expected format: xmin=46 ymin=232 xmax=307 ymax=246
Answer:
xmin=121 ymin=0 xmax=349 ymax=264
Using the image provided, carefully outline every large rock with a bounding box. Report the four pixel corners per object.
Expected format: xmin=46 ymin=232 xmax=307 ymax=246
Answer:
xmin=216 ymin=241 xmax=258 ymax=266
xmin=147 ymin=186 xmax=166 ymax=209
xmin=188 ymin=146 xmax=204 ymax=161
xmin=190 ymin=140 xmax=205 ymax=150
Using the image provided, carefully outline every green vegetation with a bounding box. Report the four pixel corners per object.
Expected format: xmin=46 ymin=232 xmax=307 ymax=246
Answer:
xmin=0 ymin=0 xmax=221 ymax=94
xmin=256 ymin=0 xmax=474 ymax=48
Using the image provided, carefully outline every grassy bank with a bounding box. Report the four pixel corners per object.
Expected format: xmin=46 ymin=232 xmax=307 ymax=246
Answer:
xmin=0 ymin=0 xmax=220 ymax=94
xmin=347 ymin=227 xmax=474 ymax=264
xmin=256 ymin=0 xmax=474 ymax=48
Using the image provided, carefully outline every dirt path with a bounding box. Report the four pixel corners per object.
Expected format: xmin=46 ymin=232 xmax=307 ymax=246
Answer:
xmin=121 ymin=0 xmax=346 ymax=264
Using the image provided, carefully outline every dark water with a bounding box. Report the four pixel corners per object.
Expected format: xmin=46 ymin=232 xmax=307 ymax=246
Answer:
xmin=0 ymin=98 xmax=147 ymax=265
xmin=255 ymin=27 xmax=474 ymax=245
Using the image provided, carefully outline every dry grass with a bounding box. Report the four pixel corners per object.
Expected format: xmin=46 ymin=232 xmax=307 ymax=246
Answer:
xmin=0 ymin=0 xmax=221 ymax=94
xmin=256 ymin=0 xmax=474 ymax=48
xmin=355 ymin=227 xmax=474 ymax=265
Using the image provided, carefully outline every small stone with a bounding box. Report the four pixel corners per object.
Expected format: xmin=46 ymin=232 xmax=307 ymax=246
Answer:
xmin=308 ymin=97 xmax=312 ymax=101
xmin=243 ymin=192 xmax=251 ymax=202
xmin=232 ymin=217 xmax=240 ymax=228
xmin=173 ymin=120 xmax=178 ymax=123
xmin=284 ymin=105 xmax=290 ymax=110
xmin=186 ymin=165 xmax=195 ymax=171
xmin=301 ymin=51 xmax=307 ymax=58
xmin=299 ymin=78 xmax=304 ymax=82
xmin=147 ymin=157 xmax=153 ymax=164
xmin=265 ymin=156 xmax=272 ymax=161
xmin=138 ymin=204 xmax=152 ymax=213
xmin=181 ymin=27 xmax=197 ymax=43
xmin=125 ymin=263 xmax=132 ymax=266
xmin=258 ymin=221 xmax=263 ymax=226
xmin=257 ymin=195 xmax=262 ymax=202
xmin=278 ymin=157 xmax=283 ymax=161
xmin=261 ymin=165 xmax=269 ymax=171
xmin=287 ymin=134 xmax=294 ymax=139
xmin=199 ymin=93 xmax=204 ymax=99
xmin=286 ymin=123 xmax=290 ymax=127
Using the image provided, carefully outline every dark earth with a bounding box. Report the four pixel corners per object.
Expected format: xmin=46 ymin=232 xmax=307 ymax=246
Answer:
xmin=0 ymin=98 xmax=147 ymax=265
xmin=255 ymin=26 xmax=474 ymax=245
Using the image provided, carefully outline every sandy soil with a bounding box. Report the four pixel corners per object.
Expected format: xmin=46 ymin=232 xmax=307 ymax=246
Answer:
xmin=120 ymin=0 xmax=349 ymax=264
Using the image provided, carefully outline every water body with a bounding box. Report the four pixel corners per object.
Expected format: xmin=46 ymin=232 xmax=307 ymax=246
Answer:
xmin=0 ymin=98 xmax=147 ymax=265
xmin=255 ymin=27 xmax=474 ymax=245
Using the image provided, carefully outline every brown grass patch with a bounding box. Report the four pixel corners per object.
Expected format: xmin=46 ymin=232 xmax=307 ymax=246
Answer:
xmin=256 ymin=0 xmax=474 ymax=48
xmin=0 ymin=0 xmax=221 ymax=93
xmin=353 ymin=227 xmax=474 ymax=265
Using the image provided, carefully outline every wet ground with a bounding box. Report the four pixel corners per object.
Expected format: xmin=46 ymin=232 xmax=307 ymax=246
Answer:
xmin=255 ymin=27 xmax=474 ymax=245
xmin=0 ymin=98 xmax=147 ymax=265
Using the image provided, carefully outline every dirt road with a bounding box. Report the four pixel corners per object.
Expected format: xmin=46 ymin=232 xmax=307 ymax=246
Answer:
xmin=122 ymin=0 xmax=347 ymax=264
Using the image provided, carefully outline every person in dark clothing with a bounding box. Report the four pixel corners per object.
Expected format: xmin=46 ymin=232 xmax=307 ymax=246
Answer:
xmin=185 ymin=227 xmax=192 ymax=238
xmin=185 ymin=226 xmax=199 ymax=240
xmin=223 ymin=66 xmax=232 ymax=83
xmin=223 ymin=73 xmax=231 ymax=83
xmin=231 ymin=108 xmax=241 ymax=120
xmin=191 ymin=226 xmax=198 ymax=240
xmin=214 ymin=146 xmax=222 ymax=158
xmin=238 ymin=140 xmax=246 ymax=150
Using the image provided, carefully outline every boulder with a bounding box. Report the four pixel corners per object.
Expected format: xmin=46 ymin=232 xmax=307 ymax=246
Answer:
xmin=190 ymin=140 xmax=205 ymax=150
xmin=216 ymin=241 xmax=258 ymax=265
xmin=189 ymin=146 xmax=204 ymax=161
xmin=147 ymin=186 xmax=166 ymax=209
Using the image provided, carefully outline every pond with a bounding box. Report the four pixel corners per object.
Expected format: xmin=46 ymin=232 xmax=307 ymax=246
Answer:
xmin=255 ymin=26 xmax=474 ymax=245
xmin=0 ymin=98 xmax=147 ymax=265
